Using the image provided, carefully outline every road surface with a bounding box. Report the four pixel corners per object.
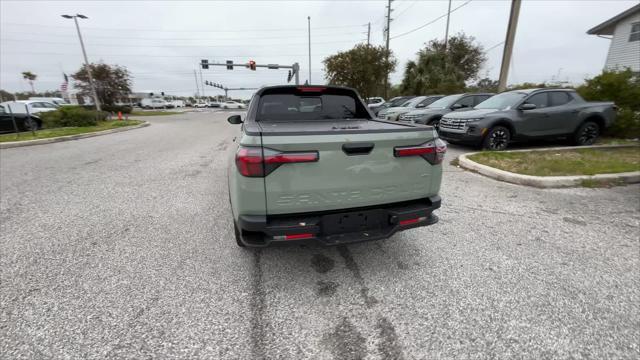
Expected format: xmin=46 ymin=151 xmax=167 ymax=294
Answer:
xmin=1 ymin=111 xmax=638 ymax=359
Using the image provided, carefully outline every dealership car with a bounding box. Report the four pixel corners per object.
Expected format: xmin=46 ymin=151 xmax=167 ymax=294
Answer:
xmin=438 ymin=88 xmax=617 ymax=150
xmin=399 ymin=93 xmax=494 ymax=128
xmin=222 ymin=100 xmax=246 ymax=109
xmin=227 ymin=85 xmax=444 ymax=247
xmin=0 ymin=100 xmax=59 ymax=115
xmin=0 ymin=104 xmax=41 ymax=132
xmin=370 ymin=96 xmax=416 ymax=115
xmin=377 ymin=95 xmax=444 ymax=121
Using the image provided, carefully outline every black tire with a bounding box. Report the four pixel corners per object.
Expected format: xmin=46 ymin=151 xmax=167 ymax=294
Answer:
xmin=574 ymin=121 xmax=600 ymax=146
xmin=482 ymin=126 xmax=511 ymax=151
xmin=24 ymin=117 xmax=40 ymax=131
xmin=234 ymin=222 xmax=246 ymax=247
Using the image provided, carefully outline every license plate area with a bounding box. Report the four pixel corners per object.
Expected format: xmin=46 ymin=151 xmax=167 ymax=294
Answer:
xmin=322 ymin=209 xmax=386 ymax=236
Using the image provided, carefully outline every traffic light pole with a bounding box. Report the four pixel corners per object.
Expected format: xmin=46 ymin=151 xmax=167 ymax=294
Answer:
xmin=200 ymin=61 xmax=301 ymax=85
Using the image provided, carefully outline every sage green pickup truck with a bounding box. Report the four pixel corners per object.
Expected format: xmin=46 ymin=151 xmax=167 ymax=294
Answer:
xmin=227 ymin=85 xmax=445 ymax=247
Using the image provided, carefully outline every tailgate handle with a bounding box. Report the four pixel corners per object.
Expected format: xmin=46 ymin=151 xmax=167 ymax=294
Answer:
xmin=342 ymin=143 xmax=374 ymax=156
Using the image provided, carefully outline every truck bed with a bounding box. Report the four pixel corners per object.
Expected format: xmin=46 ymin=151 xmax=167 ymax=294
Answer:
xmin=246 ymin=119 xmax=434 ymax=136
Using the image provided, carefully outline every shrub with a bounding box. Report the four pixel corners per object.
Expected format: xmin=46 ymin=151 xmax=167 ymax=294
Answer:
xmin=39 ymin=107 xmax=106 ymax=128
xmin=577 ymin=69 xmax=640 ymax=138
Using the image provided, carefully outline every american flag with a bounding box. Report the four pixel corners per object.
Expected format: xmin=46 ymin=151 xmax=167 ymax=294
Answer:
xmin=60 ymin=73 xmax=68 ymax=92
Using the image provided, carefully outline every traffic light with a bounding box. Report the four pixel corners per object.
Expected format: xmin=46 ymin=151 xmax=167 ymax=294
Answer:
xmin=248 ymin=60 xmax=256 ymax=71
xmin=205 ymin=80 xmax=210 ymax=86
xmin=201 ymin=59 xmax=209 ymax=69
xmin=287 ymin=70 xmax=293 ymax=83
xmin=226 ymin=60 xmax=233 ymax=70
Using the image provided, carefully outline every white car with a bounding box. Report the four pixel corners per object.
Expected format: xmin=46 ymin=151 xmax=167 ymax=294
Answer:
xmin=29 ymin=97 xmax=70 ymax=106
xmin=221 ymin=101 xmax=246 ymax=109
xmin=366 ymin=97 xmax=385 ymax=108
xmin=140 ymin=98 xmax=169 ymax=109
xmin=194 ymin=102 xmax=208 ymax=108
xmin=0 ymin=100 xmax=59 ymax=114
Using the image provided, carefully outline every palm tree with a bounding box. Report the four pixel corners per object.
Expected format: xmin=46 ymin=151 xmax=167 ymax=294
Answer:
xmin=21 ymin=71 xmax=37 ymax=93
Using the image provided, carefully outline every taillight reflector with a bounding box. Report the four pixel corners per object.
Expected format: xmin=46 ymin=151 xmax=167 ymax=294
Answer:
xmin=395 ymin=146 xmax=435 ymax=157
xmin=394 ymin=139 xmax=447 ymax=165
xmin=400 ymin=216 xmax=427 ymax=226
xmin=285 ymin=233 xmax=314 ymax=240
xmin=264 ymin=152 xmax=318 ymax=164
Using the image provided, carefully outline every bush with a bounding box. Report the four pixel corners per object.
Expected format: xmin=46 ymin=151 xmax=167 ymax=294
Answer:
xmin=77 ymin=104 xmax=132 ymax=114
xmin=40 ymin=107 xmax=108 ymax=128
xmin=577 ymin=69 xmax=640 ymax=138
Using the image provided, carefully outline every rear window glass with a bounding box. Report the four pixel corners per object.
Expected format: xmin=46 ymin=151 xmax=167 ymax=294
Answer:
xmin=257 ymin=92 xmax=369 ymax=121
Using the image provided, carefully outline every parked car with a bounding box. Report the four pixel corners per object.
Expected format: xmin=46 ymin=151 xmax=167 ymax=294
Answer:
xmin=140 ymin=98 xmax=170 ymax=109
xmin=0 ymin=100 xmax=59 ymax=115
xmin=438 ymin=88 xmax=617 ymax=150
xmin=378 ymin=95 xmax=444 ymax=121
xmin=28 ymin=97 xmax=70 ymax=106
xmin=222 ymin=100 xmax=246 ymax=109
xmin=170 ymin=100 xmax=185 ymax=108
xmin=370 ymin=96 xmax=415 ymax=115
xmin=365 ymin=97 xmax=385 ymax=108
xmin=399 ymin=93 xmax=494 ymax=128
xmin=0 ymin=104 xmax=41 ymax=132
xmin=194 ymin=102 xmax=208 ymax=108
xmin=208 ymin=102 xmax=221 ymax=108
xmin=226 ymin=85 xmax=445 ymax=247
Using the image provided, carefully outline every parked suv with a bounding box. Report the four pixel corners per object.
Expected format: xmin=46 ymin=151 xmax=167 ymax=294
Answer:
xmin=438 ymin=89 xmax=616 ymax=150
xmin=398 ymin=93 xmax=493 ymax=128
xmin=378 ymin=95 xmax=444 ymax=121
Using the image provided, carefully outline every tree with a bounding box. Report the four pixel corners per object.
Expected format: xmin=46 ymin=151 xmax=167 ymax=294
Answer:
xmin=323 ymin=44 xmax=396 ymax=100
xmin=576 ymin=68 xmax=640 ymax=111
xmin=21 ymin=71 xmax=37 ymax=93
xmin=72 ymin=63 xmax=132 ymax=106
xmin=467 ymin=78 xmax=499 ymax=93
xmin=400 ymin=33 xmax=486 ymax=95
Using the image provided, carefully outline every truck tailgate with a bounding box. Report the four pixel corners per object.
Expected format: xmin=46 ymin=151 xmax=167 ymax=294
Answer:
xmin=259 ymin=121 xmax=441 ymax=215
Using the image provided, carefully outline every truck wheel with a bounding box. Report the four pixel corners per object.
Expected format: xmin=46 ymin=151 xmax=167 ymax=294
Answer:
xmin=574 ymin=121 xmax=599 ymax=146
xmin=234 ymin=222 xmax=246 ymax=247
xmin=482 ymin=126 xmax=510 ymax=151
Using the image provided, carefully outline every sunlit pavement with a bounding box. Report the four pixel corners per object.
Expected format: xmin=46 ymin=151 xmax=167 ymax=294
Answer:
xmin=1 ymin=112 xmax=638 ymax=359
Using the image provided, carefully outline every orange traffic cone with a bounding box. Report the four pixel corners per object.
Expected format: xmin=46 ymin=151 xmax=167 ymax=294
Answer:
xmin=118 ymin=111 xmax=123 ymax=120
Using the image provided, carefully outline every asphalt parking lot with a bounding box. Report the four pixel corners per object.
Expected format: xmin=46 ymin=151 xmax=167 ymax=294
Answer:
xmin=1 ymin=111 xmax=638 ymax=359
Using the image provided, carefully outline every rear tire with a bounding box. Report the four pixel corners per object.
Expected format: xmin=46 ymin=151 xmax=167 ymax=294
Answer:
xmin=234 ymin=222 xmax=246 ymax=247
xmin=24 ymin=117 xmax=40 ymax=131
xmin=574 ymin=121 xmax=599 ymax=146
xmin=482 ymin=126 xmax=511 ymax=151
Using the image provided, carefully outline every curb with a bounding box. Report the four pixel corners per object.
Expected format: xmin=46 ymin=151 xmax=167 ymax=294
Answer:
xmin=0 ymin=122 xmax=150 ymax=149
xmin=457 ymin=144 xmax=640 ymax=188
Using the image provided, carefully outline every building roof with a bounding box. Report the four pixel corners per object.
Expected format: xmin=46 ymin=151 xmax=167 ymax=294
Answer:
xmin=587 ymin=4 xmax=640 ymax=35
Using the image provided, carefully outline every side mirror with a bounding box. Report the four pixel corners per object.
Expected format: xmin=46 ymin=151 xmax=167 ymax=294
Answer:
xmin=415 ymin=104 xmax=426 ymax=108
xmin=451 ymin=103 xmax=464 ymax=110
xmin=227 ymin=115 xmax=243 ymax=124
xmin=520 ymin=103 xmax=537 ymax=110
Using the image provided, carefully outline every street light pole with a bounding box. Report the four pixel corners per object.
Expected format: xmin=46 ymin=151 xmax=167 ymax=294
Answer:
xmin=307 ymin=16 xmax=312 ymax=84
xmin=62 ymin=14 xmax=101 ymax=111
xmin=498 ymin=0 xmax=522 ymax=92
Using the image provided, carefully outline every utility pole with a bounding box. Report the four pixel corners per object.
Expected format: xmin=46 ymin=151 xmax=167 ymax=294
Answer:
xmin=193 ymin=69 xmax=200 ymax=99
xmin=199 ymin=67 xmax=206 ymax=98
xmin=444 ymin=0 xmax=452 ymax=50
xmin=367 ymin=22 xmax=371 ymax=46
xmin=384 ymin=0 xmax=393 ymax=99
xmin=61 ymin=14 xmax=101 ymax=111
xmin=498 ymin=0 xmax=521 ymax=92
xmin=308 ymin=16 xmax=312 ymax=84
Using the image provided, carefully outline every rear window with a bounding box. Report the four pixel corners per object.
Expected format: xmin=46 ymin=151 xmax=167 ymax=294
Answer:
xmin=256 ymin=89 xmax=370 ymax=121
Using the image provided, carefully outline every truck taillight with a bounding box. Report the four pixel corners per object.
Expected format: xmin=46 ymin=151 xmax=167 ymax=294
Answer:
xmin=394 ymin=138 xmax=447 ymax=165
xmin=236 ymin=146 xmax=319 ymax=177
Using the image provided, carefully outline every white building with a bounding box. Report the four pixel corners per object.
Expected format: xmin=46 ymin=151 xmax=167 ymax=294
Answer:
xmin=587 ymin=4 xmax=640 ymax=72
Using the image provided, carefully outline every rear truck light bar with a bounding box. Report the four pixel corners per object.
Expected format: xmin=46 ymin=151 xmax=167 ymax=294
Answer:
xmin=296 ymin=86 xmax=326 ymax=92
xmin=394 ymin=138 xmax=447 ymax=165
xmin=273 ymin=233 xmax=315 ymax=241
xmin=236 ymin=146 xmax=319 ymax=177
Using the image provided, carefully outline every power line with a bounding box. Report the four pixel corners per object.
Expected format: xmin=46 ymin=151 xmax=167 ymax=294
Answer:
xmin=391 ymin=0 xmax=473 ymax=39
xmin=1 ymin=22 xmax=364 ymax=33
xmin=394 ymin=0 xmax=419 ymax=19
xmin=1 ymin=30 xmax=365 ymax=41
xmin=1 ymin=38 xmax=360 ymax=48
xmin=1 ymin=51 xmax=338 ymax=59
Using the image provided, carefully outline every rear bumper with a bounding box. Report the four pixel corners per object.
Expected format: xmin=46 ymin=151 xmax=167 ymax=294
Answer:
xmin=237 ymin=196 xmax=441 ymax=247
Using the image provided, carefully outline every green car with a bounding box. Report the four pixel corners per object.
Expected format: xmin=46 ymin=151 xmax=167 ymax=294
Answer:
xmin=227 ymin=85 xmax=445 ymax=247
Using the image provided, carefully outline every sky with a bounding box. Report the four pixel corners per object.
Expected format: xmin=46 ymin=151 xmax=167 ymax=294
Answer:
xmin=1 ymin=0 xmax=637 ymax=99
